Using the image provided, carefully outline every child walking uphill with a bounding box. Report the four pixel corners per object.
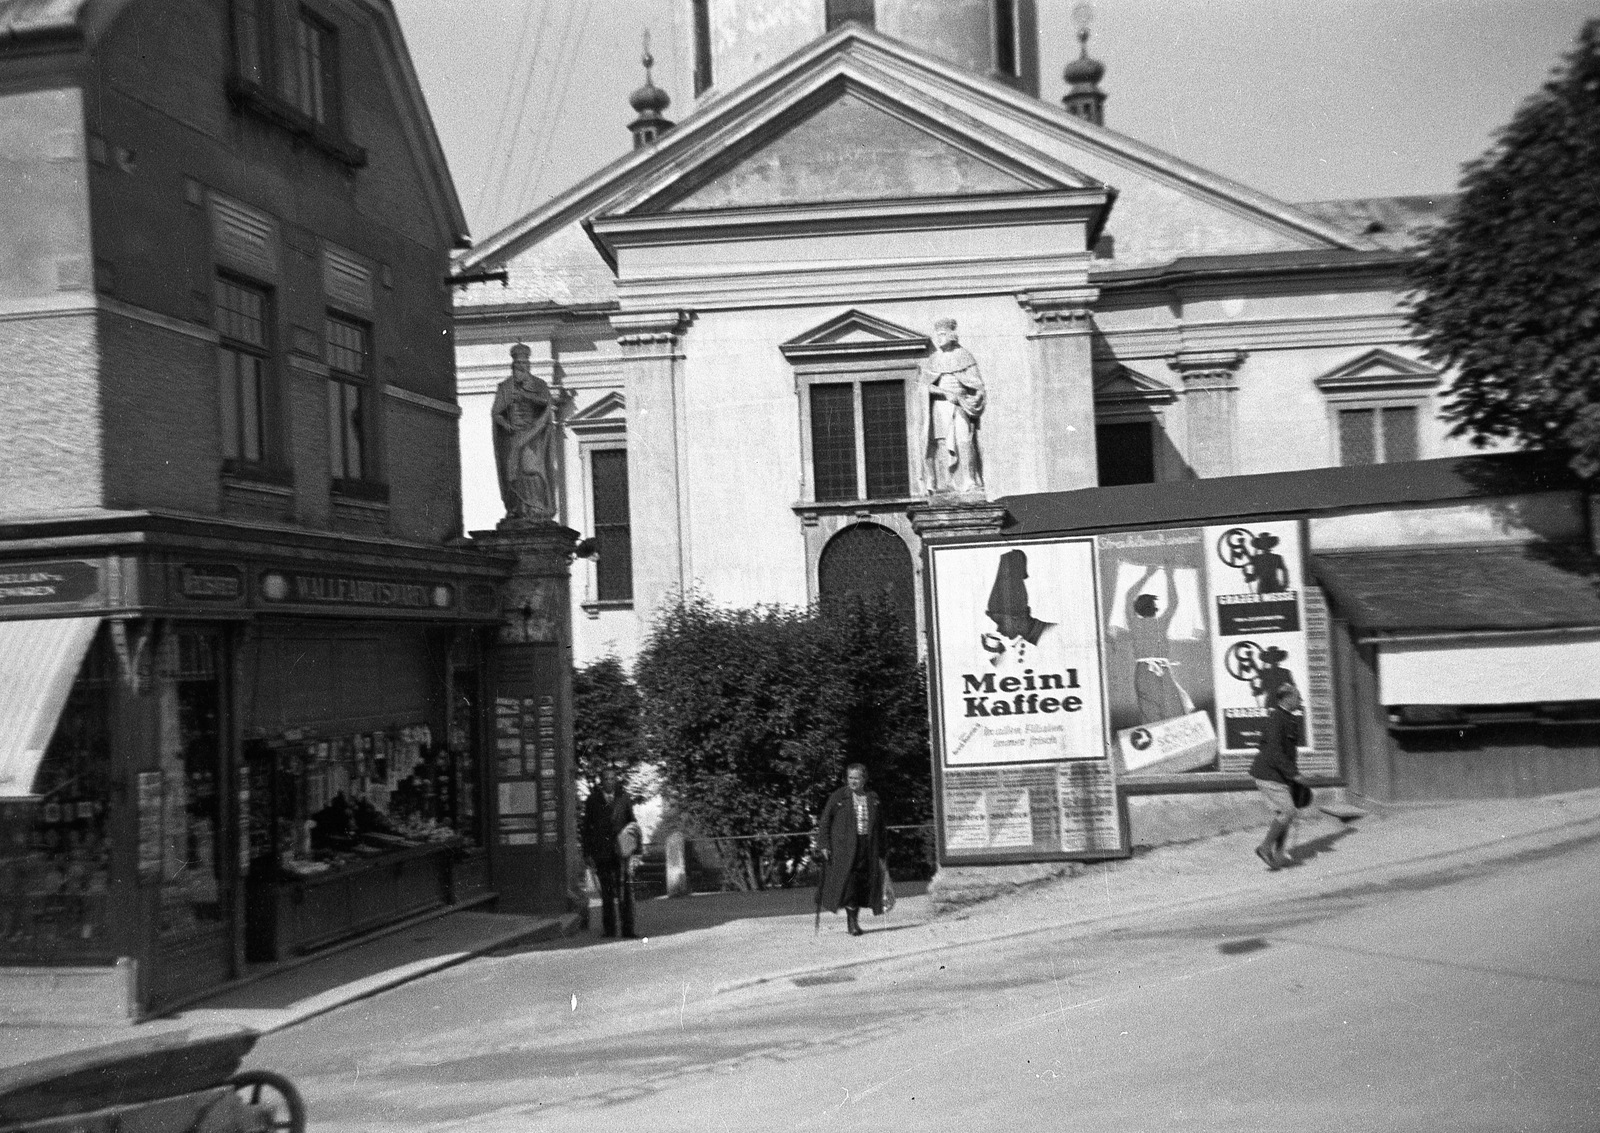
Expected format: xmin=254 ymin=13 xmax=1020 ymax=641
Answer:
xmin=1250 ymin=683 xmax=1306 ymax=870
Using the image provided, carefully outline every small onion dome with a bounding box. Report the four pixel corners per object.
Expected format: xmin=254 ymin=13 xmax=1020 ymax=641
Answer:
xmin=1063 ymin=29 xmax=1105 ymax=86
xmin=630 ymin=74 xmax=671 ymax=115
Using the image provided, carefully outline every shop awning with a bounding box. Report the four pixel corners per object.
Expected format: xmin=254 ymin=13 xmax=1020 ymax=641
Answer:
xmin=0 ymin=617 xmax=99 ymax=798
xmin=1378 ymin=633 xmax=1600 ymax=705
xmin=1312 ymin=544 xmax=1600 ymax=705
xmin=1312 ymin=544 xmax=1600 ymax=635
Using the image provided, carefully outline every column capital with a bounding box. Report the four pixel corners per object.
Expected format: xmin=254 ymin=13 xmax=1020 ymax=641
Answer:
xmin=1017 ymin=287 xmax=1099 ymax=333
xmin=610 ymin=309 xmax=693 ymax=347
xmin=1169 ymin=349 xmax=1246 ymax=390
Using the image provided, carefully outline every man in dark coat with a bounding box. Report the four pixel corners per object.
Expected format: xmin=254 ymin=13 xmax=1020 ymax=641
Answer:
xmin=582 ymin=767 xmax=638 ymax=938
xmin=812 ymin=763 xmax=886 ymax=937
xmin=1249 ymin=684 xmax=1305 ymax=870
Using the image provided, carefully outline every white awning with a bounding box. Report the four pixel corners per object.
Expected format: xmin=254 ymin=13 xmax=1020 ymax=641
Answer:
xmin=0 ymin=617 xmax=100 ymax=798
xmin=1378 ymin=632 xmax=1600 ymax=706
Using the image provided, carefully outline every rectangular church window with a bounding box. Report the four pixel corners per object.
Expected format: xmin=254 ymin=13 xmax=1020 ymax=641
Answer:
xmin=809 ymin=379 xmax=909 ymax=502
xmin=1096 ymin=420 xmax=1156 ymax=485
xmin=1339 ymin=405 xmax=1418 ymax=465
xmin=590 ymin=448 xmax=633 ymax=602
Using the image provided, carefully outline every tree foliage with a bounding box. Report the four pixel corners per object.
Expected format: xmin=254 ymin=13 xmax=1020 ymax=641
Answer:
xmin=633 ymin=591 xmax=931 ymax=887
xmin=1408 ymin=20 xmax=1600 ymax=476
xmin=570 ymin=655 xmax=647 ymax=793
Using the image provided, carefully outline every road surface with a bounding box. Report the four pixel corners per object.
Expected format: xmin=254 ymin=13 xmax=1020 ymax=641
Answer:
xmin=251 ymin=836 xmax=1600 ymax=1132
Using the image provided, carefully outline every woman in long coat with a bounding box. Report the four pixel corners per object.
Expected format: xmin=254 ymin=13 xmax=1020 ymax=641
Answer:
xmin=813 ymin=763 xmax=886 ymax=936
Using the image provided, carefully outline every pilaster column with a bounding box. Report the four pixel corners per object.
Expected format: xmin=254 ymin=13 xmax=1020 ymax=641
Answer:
xmin=1017 ymin=287 xmax=1099 ymax=493
xmin=1170 ymin=349 xmax=1245 ymax=479
xmin=610 ymin=309 xmax=692 ymax=625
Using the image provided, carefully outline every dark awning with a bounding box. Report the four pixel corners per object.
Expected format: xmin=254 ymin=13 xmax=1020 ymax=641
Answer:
xmin=1311 ymin=544 xmax=1600 ymax=635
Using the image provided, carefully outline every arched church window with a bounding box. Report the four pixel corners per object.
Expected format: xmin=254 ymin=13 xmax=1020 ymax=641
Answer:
xmin=818 ymin=523 xmax=915 ymax=632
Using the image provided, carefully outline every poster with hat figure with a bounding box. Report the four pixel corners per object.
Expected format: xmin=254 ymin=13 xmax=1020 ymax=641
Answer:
xmin=1203 ymin=520 xmax=1313 ymax=765
xmin=926 ymin=538 xmax=1122 ymax=861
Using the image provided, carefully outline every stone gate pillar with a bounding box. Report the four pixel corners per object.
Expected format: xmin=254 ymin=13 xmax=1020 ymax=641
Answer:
xmin=472 ymin=521 xmax=583 ymax=916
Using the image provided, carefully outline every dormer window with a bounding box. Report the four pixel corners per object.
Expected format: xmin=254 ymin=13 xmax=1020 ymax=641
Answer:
xmin=228 ymin=0 xmax=365 ymax=167
xmin=292 ymin=8 xmax=339 ymax=127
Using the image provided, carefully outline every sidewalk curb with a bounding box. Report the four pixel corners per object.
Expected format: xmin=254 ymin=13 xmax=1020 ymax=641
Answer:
xmin=713 ymin=810 xmax=1600 ymax=996
xmin=265 ymin=912 xmax=583 ymax=1033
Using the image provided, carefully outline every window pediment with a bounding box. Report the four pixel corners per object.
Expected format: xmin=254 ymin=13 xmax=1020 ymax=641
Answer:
xmin=569 ymin=391 xmax=626 ymax=435
xmin=1314 ymin=349 xmax=1438 ymax=397
xmin=1094 ymin=363 xmax=1176 ymax=408
xmin=780 ymin=309 xmax=931 ymax=365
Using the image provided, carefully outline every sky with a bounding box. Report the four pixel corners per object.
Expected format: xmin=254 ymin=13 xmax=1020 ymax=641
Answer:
xmin=390 ymin=0 xmax=1597 ymax=243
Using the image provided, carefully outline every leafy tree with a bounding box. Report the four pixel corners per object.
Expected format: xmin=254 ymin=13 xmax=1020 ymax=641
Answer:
xmin=1408 ymin=20 xmax=1600 ymax=476
xmin=570 ymin=655 xmax=647 ymax=793
xmin=633 ymin=591 xmax=931 ymax=889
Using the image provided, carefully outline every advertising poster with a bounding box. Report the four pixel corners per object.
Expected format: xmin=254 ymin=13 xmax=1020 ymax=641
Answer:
xmin=1097 ymin=529 xmax=1219 ymax=777
xmin=1203 ymin=520 xmax=1314 ymax=771
xmin=928 ymin=538 xmax=1124 ymax=861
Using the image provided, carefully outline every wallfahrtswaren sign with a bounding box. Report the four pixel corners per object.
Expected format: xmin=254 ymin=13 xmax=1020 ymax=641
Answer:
xmin=0 ymin=560 xmax=102 ymax=609
xmin=257 ymin=569 xmax=455 ymax=611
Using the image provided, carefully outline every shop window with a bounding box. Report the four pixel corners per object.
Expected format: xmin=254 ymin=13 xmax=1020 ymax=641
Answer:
xmin=1096 ymin=420 xmax=1156 ymax=486
xmin=590 ymin=448 xmax=633 ymax=602
xmin=325 ymin=313 xmax=372 ymax=486
xmin=215 ymin=275 xmax=273 ymax=469
xmin=691 ymin=0 xmax=713 ymax=94
xmin=155 ymin=631 xmax=226 ymax=942
xmin=808 ymin=379 xmax=910 ymax=502
xmin=826 ymin=0 xmax=875 ymax=30
xmin=0 ymin=631 xmax=114 ymax=963
xmin=1338 ymin=406 xmax=1418 ymax=466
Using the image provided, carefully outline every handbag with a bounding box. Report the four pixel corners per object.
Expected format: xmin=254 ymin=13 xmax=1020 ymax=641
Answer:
xmin=1288 ymin=780 xmax=1313 ymax=810
xmin=880 ymin=862 xmax=896 ymax=913
xmin=616 ymin=821 xmax=642 ymax=858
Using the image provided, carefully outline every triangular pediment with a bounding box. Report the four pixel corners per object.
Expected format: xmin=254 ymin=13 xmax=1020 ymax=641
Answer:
xmin=1314 ymin=349 xmax=1438 ymax=393
xmin=1095 ymin=363 xmax=1176 ymax=406
xmin=568 ymin=391 xmax=626 ymax=434
xmin=649 ymin=81 xmax=1066 ymax=213
xmin=780 ymin=309 xmax=931 ymax=361
xmin=460 ymin=25 xmax=1370 ymax=291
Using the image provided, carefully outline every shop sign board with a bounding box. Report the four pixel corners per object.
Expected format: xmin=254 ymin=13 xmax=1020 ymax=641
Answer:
xmin=257 ymin=569 xmax=456 ymax=612
xmin=176 ymin=564 xmax=244 ymax=601
xmin=926 ymin=538 xmax=1124 ymax=864
xmin=927 ymin=521 xmax=1336 ymax=864
xmin=0 ymin=560 xmax=102 ymax=610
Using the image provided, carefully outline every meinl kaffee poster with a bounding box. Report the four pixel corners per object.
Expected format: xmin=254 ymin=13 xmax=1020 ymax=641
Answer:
xmin=927 ymin=539 xmax=1122 ymax=861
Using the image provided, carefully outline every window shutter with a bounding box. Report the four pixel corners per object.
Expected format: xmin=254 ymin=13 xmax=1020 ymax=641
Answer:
xmin=323 ymin=244 xmax=373 ymax=314
xmin=210 ymin=193 xmax=279 ymax=281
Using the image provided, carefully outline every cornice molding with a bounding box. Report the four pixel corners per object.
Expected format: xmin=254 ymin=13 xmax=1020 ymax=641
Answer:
xmin=1017 ymin=286 xmax=1100 ymax=333
xmin=1170 ymin=349 xmax=1246 ymax=391
xmin=383 ymin=384 xmax=462 ymax=418
xmin=610 ymin=309 xmax=693 ymax=348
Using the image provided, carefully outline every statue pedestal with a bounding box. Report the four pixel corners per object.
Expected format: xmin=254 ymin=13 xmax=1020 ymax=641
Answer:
xmin=908 ymin=498 xmax=1008 ymax=540
xmin=470 ymin=521 xmax=584 ymax=916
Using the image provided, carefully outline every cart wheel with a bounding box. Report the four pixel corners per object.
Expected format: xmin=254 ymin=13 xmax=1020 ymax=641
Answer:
xmin=231 ymin=1069 xmax=307 ymax=1133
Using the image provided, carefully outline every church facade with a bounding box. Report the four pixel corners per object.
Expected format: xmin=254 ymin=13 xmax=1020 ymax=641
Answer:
xmin=453 ymin=6 xmax=1600 ymax=821
xmin=455 ymin=14 xmax=1465 ymax=662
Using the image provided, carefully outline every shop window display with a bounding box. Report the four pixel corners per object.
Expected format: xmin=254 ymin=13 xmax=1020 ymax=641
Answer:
xmin=246 ymin=722 xmax=476 ymax=883
xmin=0 ymin=634 xmax=114 ymax=962
xmin=156 ymin=631 xmax=226 ymax=941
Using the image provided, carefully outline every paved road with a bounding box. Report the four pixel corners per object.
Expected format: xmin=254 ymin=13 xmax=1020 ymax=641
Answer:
xmin=253 ymin=837 xmax=1600 ymax=1132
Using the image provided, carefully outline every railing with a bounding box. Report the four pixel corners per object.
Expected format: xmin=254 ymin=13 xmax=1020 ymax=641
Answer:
xmin=635 ymin=824 xmax=935 ymax=895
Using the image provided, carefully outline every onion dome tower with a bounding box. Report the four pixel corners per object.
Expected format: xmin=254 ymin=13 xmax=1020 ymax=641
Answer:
xmin=627 ymin=32 xmax=674 ymax=149
xmin=1062 ymin=11 xmax=1107 ymax=126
